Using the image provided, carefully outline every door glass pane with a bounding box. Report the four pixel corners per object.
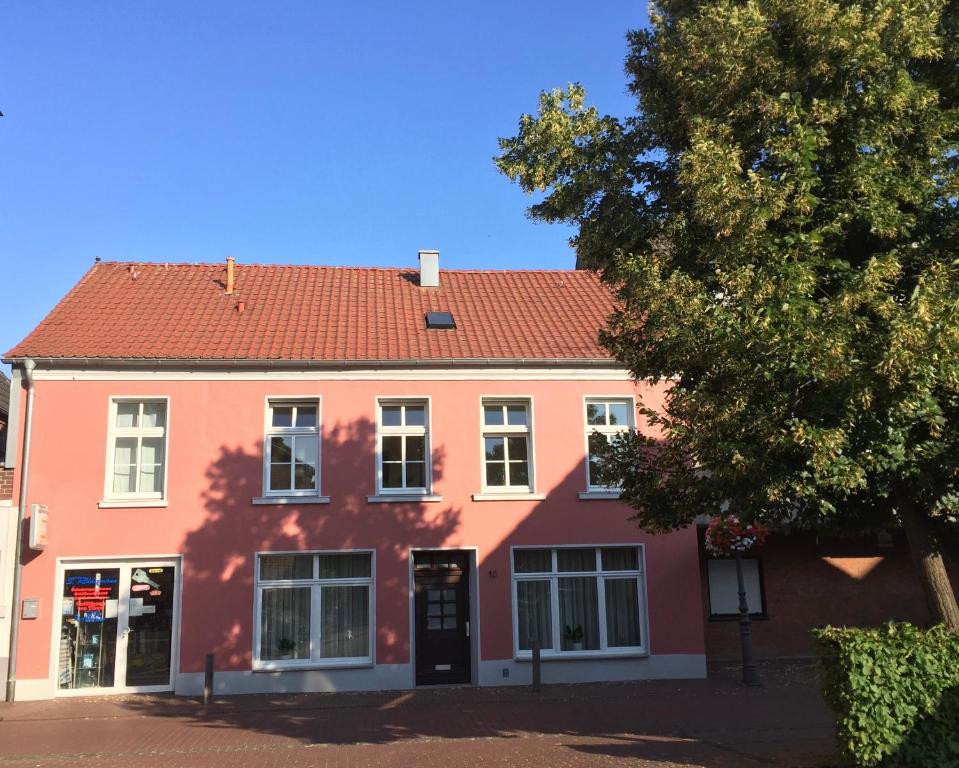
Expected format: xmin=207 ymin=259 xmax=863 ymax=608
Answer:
xmin=605 ymin=578 xmax=641 ymax=647
xmin=58 ymin=569 xmax=120 ymax=689
xmin=558 ymin=576 xmax=600 ymax=651
xmin=260 ymin=587 xmax=311 ymax=660
xmin=517 ymin=580 xmax=552 ymax=650
xmin=126 ymin=566 xmax=177 ymax=686
xmin=321 ymin=585 xmax=369 ymax=658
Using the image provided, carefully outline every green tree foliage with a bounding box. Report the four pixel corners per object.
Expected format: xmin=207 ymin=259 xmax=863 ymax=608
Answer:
xmin=497 ymin=0 xmax=959 ymax=625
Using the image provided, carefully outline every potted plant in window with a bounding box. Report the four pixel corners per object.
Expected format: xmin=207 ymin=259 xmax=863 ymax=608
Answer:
xmin=564 ymin=624 xmax=585 ymax=651
xmin=277 ymin=638 xmax=297 ymax=660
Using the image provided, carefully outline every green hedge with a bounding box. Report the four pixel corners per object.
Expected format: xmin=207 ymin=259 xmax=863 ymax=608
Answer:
xmin=813 ymin=623 xmax=959 ymax=767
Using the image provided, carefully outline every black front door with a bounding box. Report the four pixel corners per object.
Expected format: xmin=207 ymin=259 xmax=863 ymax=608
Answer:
xmin=413 ymin=550 xmax=471 ymax=685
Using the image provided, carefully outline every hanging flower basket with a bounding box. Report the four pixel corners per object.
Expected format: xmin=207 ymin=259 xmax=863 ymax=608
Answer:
xmin=704 ymin=515 xmax=769 ymax=556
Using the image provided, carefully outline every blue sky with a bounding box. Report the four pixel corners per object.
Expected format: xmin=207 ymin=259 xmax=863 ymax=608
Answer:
xmin=0 ymin=2 xmax=647 ymax=372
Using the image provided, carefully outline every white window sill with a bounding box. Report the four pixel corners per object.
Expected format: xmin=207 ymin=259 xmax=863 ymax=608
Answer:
xmin=577 ymin=490 xmax=622 ymax=500
xmin=367 ymin=494 xmax=444 ymax=503
xmin=252 ymin=659 xmax=373 ymax=672
xmin=251 ymin=495 xmax=331 ymax=506
xmin=472 ymin=492 xmax=547 ymax=502
xmin=98 ymin=499 xmax=168 ymax=509
xmin=515 ymin=650 xmax=648 ymax=662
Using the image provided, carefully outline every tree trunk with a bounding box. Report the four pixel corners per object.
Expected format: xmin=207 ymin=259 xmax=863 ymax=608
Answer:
xmin=899 ymin=493 xmax=959 ymax=630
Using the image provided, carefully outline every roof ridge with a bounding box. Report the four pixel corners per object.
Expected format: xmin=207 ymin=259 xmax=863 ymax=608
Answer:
xmin=91 ymin=260 xmax=590 ymax=275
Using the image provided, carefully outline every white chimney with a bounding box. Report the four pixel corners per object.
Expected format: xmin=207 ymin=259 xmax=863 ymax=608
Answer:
xmin=418 ymin=250 xmax=439 ymax=287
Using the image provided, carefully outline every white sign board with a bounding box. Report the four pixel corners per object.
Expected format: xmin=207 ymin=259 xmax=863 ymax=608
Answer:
xmin=29 ymin=503 xmax=49 ymax=551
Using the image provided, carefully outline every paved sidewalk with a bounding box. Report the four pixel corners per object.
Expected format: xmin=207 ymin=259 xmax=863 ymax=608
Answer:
xmin=0 ymin=663 xmax=836 ymax=768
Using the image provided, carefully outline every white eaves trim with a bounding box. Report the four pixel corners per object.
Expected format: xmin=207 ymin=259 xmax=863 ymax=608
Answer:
xmin=29 ymin=367 xmax=634 ymax=382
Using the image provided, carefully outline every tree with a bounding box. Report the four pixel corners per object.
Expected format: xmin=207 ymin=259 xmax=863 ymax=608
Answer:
xmin=497 ymin=0 xmax=959 ymax=627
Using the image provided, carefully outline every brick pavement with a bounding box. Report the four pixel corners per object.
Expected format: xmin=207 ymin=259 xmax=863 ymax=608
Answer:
xmin=0 ymin=663 xmax=837 ymax=768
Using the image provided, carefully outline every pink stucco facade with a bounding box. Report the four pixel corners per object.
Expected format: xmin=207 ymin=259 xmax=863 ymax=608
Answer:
xmin=7 ymin=372 xmax=706 ymax=697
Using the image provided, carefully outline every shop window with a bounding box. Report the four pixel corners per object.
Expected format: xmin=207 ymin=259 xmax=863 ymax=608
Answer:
xmin=512 ymin=546 xmax=647 ymax=657
xmin=255 ymin=551 xmax=373 ymax=668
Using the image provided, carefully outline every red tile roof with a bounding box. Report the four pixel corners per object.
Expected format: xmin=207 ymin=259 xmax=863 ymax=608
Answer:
xmin=5 ymin=262 xmax=619 ymax=364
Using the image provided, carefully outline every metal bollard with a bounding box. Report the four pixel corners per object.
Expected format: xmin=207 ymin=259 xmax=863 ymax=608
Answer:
xmin=203 ymin=653 xmax=214 ymax=705
xmin=531 ymin=640 xmax=541 ymax=692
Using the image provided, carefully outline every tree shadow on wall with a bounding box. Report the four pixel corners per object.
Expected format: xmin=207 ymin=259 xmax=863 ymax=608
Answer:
xmin=174 ymin=416 xmax=459 ymax=679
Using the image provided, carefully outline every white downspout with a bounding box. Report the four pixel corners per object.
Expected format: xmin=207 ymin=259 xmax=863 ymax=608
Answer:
xmin=5 ymin=358 xmax=35 ymax=702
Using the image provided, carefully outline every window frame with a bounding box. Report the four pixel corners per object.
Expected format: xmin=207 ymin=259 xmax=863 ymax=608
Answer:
xmin=480 ymin=398 xmax=535 ymax=494
xmin=103 ymin=396 xmax=170 ymax=503
xmin=252 ymin=549 xmax=376 ymax=670
xmin=583 ymin=396 xmax=636 ymax=492
xmin=375 ymin=397 xmax=432 ymax=496
xmin=705 ymin=555 xmax=767 ymax=620
xmin=510 ymin=544 xmax=649 ymax=660
xmin=262 ymin=397 xmax=322 ymax=499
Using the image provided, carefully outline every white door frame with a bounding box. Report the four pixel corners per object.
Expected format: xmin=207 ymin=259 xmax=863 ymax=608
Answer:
xmin=50 ymin=555 xmax=183 ymax=697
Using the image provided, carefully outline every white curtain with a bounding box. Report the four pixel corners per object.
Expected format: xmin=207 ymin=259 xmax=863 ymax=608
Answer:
xmin=604 ymin=578 xmax=641 ymax=647
xmin=517 ymin=580 xmax=552 ymax=649
xmin=558 ymin=577 xmax=600 ymax=650
xmin=321 ymin=585 xmax=369 ymax=658
xmin=260 ymin=587 xmax=311 ymax=660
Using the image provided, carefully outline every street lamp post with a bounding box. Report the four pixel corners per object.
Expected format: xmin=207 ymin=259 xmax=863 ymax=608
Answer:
xmin=735 ymin=550 xmax=760 ymax=686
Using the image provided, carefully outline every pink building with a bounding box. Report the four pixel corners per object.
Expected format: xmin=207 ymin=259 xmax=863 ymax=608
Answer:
xmin=0 ymin=253 xmax=705 ymax=700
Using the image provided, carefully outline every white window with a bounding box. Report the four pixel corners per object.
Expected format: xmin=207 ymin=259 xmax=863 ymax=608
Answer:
xmin=512 ymin=546 xmax=647 ymax=657
xmin=706 ymin=557 xmax=765 ymax=617
xmin=377 ymin=400 xmax=429 ymax=494
xmin=482 ymin=400 xmax=533 ymax=492
xmin=254 ymin=551 xmax=373 ymax=668
xmin=264 ymin=400 xmax=320 ymax=496
xmin=585 ymin=399 xmax=634 ymax=489
xmin=106 ymin=399 xmax=168 ymax=500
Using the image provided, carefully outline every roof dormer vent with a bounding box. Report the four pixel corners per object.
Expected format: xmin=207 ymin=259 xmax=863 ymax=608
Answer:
xmin=418 ymin=250 xmax=439 ymax=287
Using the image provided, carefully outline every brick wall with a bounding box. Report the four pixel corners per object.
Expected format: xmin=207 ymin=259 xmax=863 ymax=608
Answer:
xmin=0 ymin=467 xmax=12 ymax=501
xmin=700 ymin=528 xmax=959 ymax=661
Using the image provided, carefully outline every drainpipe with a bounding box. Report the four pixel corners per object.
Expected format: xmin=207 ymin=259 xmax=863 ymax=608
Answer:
xmin=5 ymin=359 xmax=35 ymax=702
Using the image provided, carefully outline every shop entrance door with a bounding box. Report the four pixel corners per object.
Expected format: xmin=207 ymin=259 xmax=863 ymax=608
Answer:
xmin=56 ymin=559 xmax=179 ymax=694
